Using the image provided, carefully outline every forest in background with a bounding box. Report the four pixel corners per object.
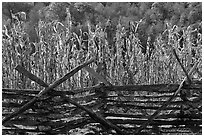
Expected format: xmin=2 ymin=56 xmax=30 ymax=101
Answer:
xmin=2 ymin=2 xmax=202 ymax=47
xmin=2 ymin=2 xmax=202 ymax=90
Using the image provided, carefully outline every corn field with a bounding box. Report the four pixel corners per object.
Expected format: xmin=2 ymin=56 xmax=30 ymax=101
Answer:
xmin=2 ymin=14 xmax=202 ymax=91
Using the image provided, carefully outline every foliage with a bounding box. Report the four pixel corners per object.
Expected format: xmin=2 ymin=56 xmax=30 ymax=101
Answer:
xmin=2 ymin=3 xmax=202 ymax=90
xmin=3 ymin=2 xmax=201 ymax=53
xmin=2 ymin=2 xmax=202 ymax=89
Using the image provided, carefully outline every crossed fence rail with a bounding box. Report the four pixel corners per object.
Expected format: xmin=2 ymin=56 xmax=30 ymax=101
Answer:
xmin=2 ymin=57 xmax=202 ymax=135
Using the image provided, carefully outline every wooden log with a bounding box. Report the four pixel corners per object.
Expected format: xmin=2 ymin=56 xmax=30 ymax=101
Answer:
xmin=5 ymin=83 xmax=199 ymax=98
xmin=69 ymin=102 xmax=104 ymax=116
xmin=103 ymin=84 xmax=179 ymax=92
xmin=119 ymin=126 xmax=195 ymax=134
xmin=118 ymin=124 xmax=189 ymax=129
xmin=104 ymin=113 xmax=147 ymax=119
xmin=52 ymin=119 xmax=93 ymax=134
xmin=108 ymin=119 xmax=202 ymax=125
xmin=182 ymin=83 xmax=202 ymax=89
xmin=105 ymin=94 xmax=180 ymax=99
xmin=63 ymin=82 xmax=201 ymax=96
xmin=2 ymin=111 xmax=50 ymax=117
xmin=62 ymin=97 xmax=126 ymax=134
xmin=11 ymin=62 xmax=126 ymax=134
xmin=62 ymin=82 xmax=201 ymax=96
xmin=104 ymin=113 xmax=202 ymax=120
xmin=3 ymin=93 xmax=35 ymax=99
xmin=2 ymin=102 xmax=23 ymax=108
xmin=46 ymin=117 xmax=91 ymax=127
xmin=2 ymin=88 xmax=76 ymax=96
xmin=106 ymin=99 xmax=184 ymax=105
xmin=4 ymin=117 xmax=41 ymax=127
xmin=106 ymin=104 xmax=182 ymax=110
xmin=46 ymin=100 xmax=104 ymax=115
xmin=3 ymin=88 xmax=40 ymax=94
xmin=2 ymin=128 xmax=40 ymax=133
xmin=134 ymin=59 xmax=201 ymax=134
xmin=2 ymin=57 xmax=95 ymax=125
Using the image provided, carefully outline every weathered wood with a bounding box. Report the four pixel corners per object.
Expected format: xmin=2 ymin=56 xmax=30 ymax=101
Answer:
xmin=62 ymin=82 xmax=201 ymax=94
xmin=2 ymin=102 xmax=24 ymax=108
xmin=2 ymin=58 xmax=201 ymax=135
xmin=106 ymin=104 xmax=182 ymax=110
xmin=53 ymin=118 xmax=92 ymax=133
xmin=135 ymin=59 xmax=201 ymax=134
xmin=12 ymin=63 xmax=126 ymax=134
xmin=2 ymin=88 xmax=76 ymax=96
xmin=105 ymin=94 xmax=179 ymax=99
xmin=108 ymin=119 xmax=202 ymax=125
xmin=127 ymin=125 xmax=200 ymax=130
xmin=104 ymin=84 xmax=179 ymax=92
xmin=106 ymin=99 xmax=184 ymax=105
xmin=49 ymin=117 xmax=90 ymax=127
xmin=2 ymin=128 xmax=40 ymax=133
xmin=2 ymin=57 xmax=95 ymax=125
xmin=69 ymin=102 xmax=104 ymax=115
xmin=62 ymin=97 xmax=126 ymax=134
xmin=105 ymin=113 xmax=147 ymax=119
xmin=104 ymin=113 xmax=201 ymax=119
xmin=120 ymin=126 xmax=197 ymax=134
xmin=3 ymin=88 xmax=41 ymax=94
xmin=3 ymin=82 xmax=198 ymax=98
xmin=3 ymin=93 xmax=36 ymax=100
xmin=4 ymin=118 xmax=42 ymax=127
xmin=2 ymin=111 xmax=50 ymax=118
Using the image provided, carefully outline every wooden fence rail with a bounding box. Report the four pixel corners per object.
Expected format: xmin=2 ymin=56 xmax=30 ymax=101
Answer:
xmin=2 ymin=80 xmax=202 ymax=135
xmin=2 ymin=57 xmax=202 ymax=135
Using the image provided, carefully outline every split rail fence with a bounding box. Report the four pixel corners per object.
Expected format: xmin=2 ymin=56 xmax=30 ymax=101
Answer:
xmin=2 ymin=57 xmax=202 ymax=135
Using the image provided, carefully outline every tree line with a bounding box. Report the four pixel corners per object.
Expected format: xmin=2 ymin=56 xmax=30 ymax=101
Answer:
xmin=2 ymin=2 xmax=202 ymax=55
